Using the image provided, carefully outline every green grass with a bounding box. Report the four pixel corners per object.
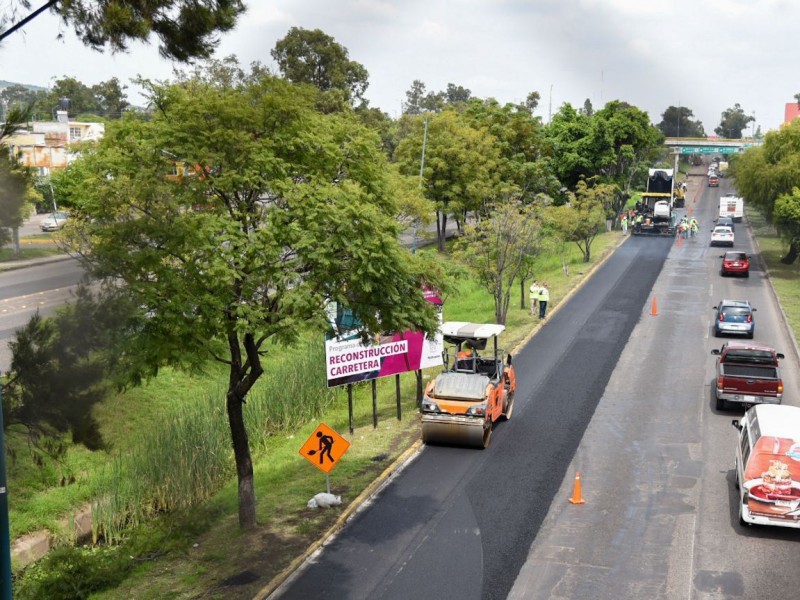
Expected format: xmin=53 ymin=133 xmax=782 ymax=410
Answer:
xmin=12 ymin=228 xmax=627 ymax=598
xmin=748 ymin=208 xmax=800 ymax=336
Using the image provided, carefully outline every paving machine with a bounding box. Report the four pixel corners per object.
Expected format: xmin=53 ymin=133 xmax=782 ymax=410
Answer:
xmin=632 ymin=168 xmax=677 ymax=236
xmin=421 ymin=322 xmax=516 ymax=448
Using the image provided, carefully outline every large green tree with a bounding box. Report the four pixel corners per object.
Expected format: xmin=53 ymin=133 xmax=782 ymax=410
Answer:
xmin=715 ymin=103 xmax=754 ymax=139
xmin=734 ymin=120 xmax=800 ymax=262
xmin=394 ymin=110 xmax=500 ymax=251
xmin=271 ymin=27 xmax=369 ymax=105
xmin=657 ymin=106 xmax=705 ymax=138
xmin=463 ymin=98 xmax=560 ymax=205
xmin=64 ymin=62 xmax=444 ymax=529
xmin=2 ymin=0 xmax=245 ymax=62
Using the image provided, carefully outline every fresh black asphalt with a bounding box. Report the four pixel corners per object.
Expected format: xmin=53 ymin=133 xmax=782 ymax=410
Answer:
xmin=277 ymin=236 xmax=673 ymax=600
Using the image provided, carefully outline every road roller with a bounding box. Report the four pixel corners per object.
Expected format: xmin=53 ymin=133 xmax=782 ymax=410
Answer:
xmin=421 ymin=322 xmax=516 ymax=448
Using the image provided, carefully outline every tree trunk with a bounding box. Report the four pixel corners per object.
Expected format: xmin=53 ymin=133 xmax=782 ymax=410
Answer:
xmin=781 ymin=241 xmax=800 ymax=265
xmin=227 ymin=387 xmax=257 ymax=529
xmin=415 ymin=370 xmax=424 ymax=406
xmin=520 ymin=278 xmax=526 ymax=310
xmin=437 ymin=211 xmax=448 ymax=252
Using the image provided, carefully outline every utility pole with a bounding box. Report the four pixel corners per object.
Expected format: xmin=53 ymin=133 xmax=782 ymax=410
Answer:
xmin=413 ymin=115 xmax=429 ymax=254
xmin=0 ymin=388 xmax=11 ymax=600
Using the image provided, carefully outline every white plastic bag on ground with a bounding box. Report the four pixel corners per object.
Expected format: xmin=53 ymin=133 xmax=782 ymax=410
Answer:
xmin=307 ymin=492 xmax=342 ymax=509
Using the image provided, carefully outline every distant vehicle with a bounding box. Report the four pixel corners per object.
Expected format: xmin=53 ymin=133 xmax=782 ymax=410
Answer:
xmin=710 ymin=226 xmax=734 ymax=247
xmin=720 ymin=251 xmax=750 ymax=277
xmin=708 ymin=175 xmax=720 ymax=187
xmin=40 ymin=211 xmax=68 ymax=232
xmin=719 ymin=194 xmax=744 ymax=222
xmin=712 ymin=342 xmax=783 ymax=410
xmin=713 ymin=300 xmax=756 ymax=338
xmin=715 ymin=216 xmax=735 ymax=231
xmin=732 ymin=405 xmax=800 ymax=528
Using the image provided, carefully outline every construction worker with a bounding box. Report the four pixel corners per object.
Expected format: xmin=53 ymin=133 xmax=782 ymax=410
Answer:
xmin=621 ymin=215 xmax=628 ymax=235
xmin=538 ymin=282 xmax=550 ymax=319
xmin=529 ymin=281 xmax=540 ymax=316
xmin=690 ymin=217 xmax=699 ymax=238
xmin=458 ymin=341 xmax=475 ymax=359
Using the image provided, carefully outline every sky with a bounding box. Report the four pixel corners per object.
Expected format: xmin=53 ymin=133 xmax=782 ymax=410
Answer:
xmin=0 ymin=0 xmax=797 ymax=135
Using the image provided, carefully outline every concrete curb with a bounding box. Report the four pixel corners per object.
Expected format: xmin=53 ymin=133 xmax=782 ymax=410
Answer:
xmin=254 ymin=440 xmax=423 ymax=600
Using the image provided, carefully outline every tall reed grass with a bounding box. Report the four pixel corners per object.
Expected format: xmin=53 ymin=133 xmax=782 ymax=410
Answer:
xmin=92 ymin=340 xmax=339 ymax=542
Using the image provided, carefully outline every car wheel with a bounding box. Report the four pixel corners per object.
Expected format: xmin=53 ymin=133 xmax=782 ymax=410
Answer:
xmin=744 ymin=271 xmax=749 ymax=278
xmin=716 ymin=394 xmax=726 ymax=411
xmin=714 ymin=327 xmax=721 ymax=338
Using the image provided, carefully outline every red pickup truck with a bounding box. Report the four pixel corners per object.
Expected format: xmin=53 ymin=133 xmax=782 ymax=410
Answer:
xmin=711 ymin=342 xmax=785 ymax=410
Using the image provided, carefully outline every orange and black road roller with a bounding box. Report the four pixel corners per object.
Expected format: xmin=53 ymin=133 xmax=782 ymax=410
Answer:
xmin=421 ymin=322 xmax=516 ymax=449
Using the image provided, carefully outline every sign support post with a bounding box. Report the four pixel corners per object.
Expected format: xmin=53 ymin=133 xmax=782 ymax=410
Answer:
xmin=347 ymin=384 xmax=354 ymax=437
xmin=395 ymin=374 xmax=402 ymax=421
xmin=371 ymin=380 xmax=378 ymax=429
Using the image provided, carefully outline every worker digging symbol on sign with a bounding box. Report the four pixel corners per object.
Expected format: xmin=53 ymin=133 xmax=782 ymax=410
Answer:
xmin=310 ymin=431 xmax=334 ymax=465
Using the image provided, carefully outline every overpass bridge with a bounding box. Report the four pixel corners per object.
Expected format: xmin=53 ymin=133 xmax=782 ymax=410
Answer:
xmin=663 ymin=137 xmax=762 ymax=155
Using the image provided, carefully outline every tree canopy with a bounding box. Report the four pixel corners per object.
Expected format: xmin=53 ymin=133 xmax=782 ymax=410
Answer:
xmin=734 ymin=119 xmax=800 ymax=263
xmin=394 ymin=110 xmax=500 ymax=251
xmin=715 ymin=103 xmax=754 ymax=139
xmin=657 ymin=106 xmax=705 ymax=138
xmin=64 ymin=60 xmax=445 ymax=529
xmin=271 ymin=27 xmax=369 ymax=105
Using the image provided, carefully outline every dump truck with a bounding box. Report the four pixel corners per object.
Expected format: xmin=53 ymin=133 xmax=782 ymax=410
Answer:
xmin=632 ymin=168 xmax=677 ymax=236
xmin=421 ymin=322 xmax=516 ymax=448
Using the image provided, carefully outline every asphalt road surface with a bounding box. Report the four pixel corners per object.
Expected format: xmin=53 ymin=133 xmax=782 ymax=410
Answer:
xmin=276 ymin=172 xmax=800 ymax=600
xmin=276 ymin=227 xmax=674 ymax=598
xmin=0 ymin=258 xmax=85 ymax=371
xmin=509 ymin=175 xmax=800 ymax=600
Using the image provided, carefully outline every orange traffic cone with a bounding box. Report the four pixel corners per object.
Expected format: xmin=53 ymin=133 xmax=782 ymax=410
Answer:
xmin=569 ymin=472 xmax=586 ymax=504
xmin=689 ymin=206 xmax=693 ymax=216
xmin=677 ymin=234 xmax=682 ymax=246
xmin=650 ymin=296 xmax=658 ymax=316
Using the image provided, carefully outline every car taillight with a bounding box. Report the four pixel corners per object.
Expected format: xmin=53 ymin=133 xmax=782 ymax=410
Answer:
xmin=779 ymin=382 xmax=784 ymax=393
xmin=746 ymin=314 xmax=752 ymax=323
xmin=719 ymin=313 xmax=725 ymax=321
xmin=717 ymin=376 xmax=724 ymax=389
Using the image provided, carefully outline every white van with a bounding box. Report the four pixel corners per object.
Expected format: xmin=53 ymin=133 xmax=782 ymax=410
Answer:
xmin=732 ymin=405 xmax=800 ymax=528
xmin=719 ymin=194 xmax=744 ymax=222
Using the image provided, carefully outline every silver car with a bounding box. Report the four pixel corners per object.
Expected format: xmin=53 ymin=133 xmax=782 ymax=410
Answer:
xmin=40 ymin=212 xmax=68 ymax=232
xmin=714 ymin=299 xmax=755 ymax=338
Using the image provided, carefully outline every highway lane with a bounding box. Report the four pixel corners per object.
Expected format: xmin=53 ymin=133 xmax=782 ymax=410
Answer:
xmin=0 ymin=258 xmax=86 ymax=371
xmin=275 ymin=226 xmax=674 ymax=598
xmin=510 ymin=175 xmax=800 ymax=599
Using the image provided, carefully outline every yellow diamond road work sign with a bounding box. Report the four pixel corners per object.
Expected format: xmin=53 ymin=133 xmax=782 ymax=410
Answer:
xmin=299 ymin=423 xmax=351 ymax=474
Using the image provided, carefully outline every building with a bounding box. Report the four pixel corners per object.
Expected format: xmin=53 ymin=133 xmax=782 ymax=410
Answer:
xmin=784 ymin=102 xmax=800 ymax=125
xmin=2 ymin=110 xmax=104 ymax=175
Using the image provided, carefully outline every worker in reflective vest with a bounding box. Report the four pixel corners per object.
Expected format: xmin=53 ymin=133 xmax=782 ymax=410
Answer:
xmin=538 ymin=283 xmax=550 ymax=319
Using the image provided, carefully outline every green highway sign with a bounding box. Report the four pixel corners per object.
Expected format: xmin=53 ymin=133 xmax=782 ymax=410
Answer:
xmin=677 ymin=146 xmax=745 ymax=155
